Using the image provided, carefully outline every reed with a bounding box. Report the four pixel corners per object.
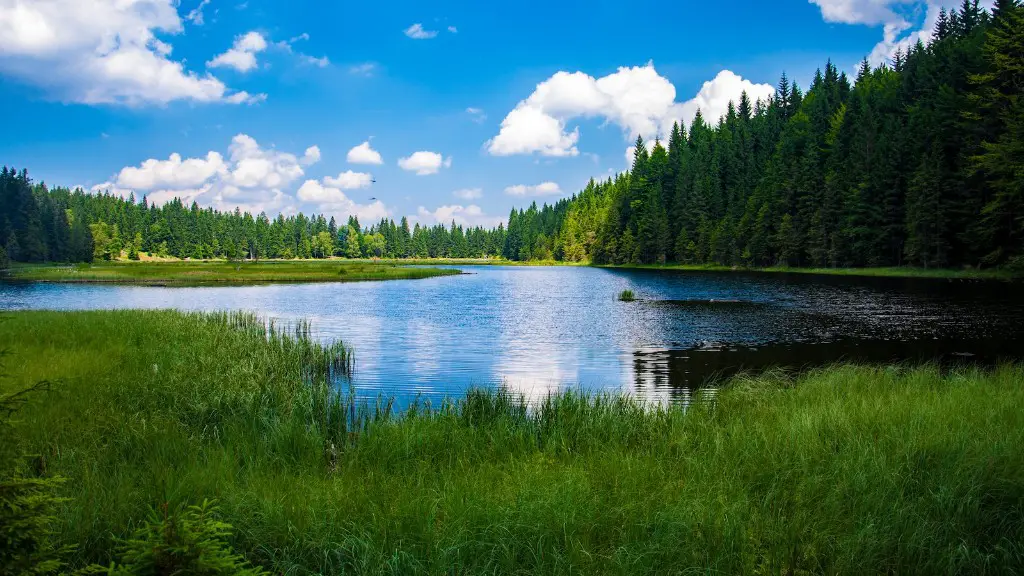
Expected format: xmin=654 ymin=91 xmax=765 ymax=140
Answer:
xmin=2 ymin=310 xmax=1022 ymax=574
xmin=618 ymin=289 xmax=636 ymax=301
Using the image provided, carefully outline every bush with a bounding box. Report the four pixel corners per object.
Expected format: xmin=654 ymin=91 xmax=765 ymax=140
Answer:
xmin=79 ymin=500 xmax=265 ymax=576
xmin=1 ymin=379 xmax=71 ymax=575
xmin=0 ymin=245 xmax=8 ymax=269
xmin=618 ymin=289 xmax=636 ymax=302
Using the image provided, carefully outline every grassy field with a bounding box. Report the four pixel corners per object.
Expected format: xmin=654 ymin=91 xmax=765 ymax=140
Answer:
xmin=4 ymin=260 xmax=462 ymax=285
xmin=2 ymin=310 xmax=1023 ymax=574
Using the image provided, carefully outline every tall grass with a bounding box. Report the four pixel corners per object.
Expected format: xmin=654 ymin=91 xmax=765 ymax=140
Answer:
xmin=3 ymin=310 xmax=1023 ymax=574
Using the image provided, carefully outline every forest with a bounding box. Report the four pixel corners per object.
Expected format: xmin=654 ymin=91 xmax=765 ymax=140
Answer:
xmin=1 ymin=0 xmax=1021 ymax=270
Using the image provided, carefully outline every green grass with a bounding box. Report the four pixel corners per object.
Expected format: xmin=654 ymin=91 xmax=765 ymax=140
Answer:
xmin=3 ymin=310 xmax=1023 ymax=574
xmin=598 ymin=262 xmax=1021 ymax=280
xmin=618 ymin=289 xmax=636 ymax=301
xmin=5 ymin=260 xmax=462 ymax=285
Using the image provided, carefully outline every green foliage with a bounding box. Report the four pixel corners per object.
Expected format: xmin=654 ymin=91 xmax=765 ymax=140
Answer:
xmin=3 ymin=311 xmax=1024 ymax=573
xmin=80 ymin=501 xmax=266 ymax=576
xmin=0 ymin=369 xmax=70 ymax=575
xmin=9 ymin=261 xmax=461 ymax=285
xmin=0 ymin=244 xmax=8 ymax=270
xmin=618 ymin=289 xmax=635 ymax=301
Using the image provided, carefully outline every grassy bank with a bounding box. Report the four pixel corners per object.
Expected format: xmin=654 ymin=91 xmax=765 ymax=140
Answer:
xmin=3 ymin=310 xmax=1023 ymax=574
xmin=4 ymin=260 xmax=462 ymax=285
xmin=349 ymin=258 xmax=1018 ymax=279
xmin=598 ymin=262 xmax=1021 ymax=280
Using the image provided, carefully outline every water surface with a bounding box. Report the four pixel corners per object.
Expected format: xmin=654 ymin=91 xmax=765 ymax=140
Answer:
xmin=3 ymin=266 xmax=1022 ymax=404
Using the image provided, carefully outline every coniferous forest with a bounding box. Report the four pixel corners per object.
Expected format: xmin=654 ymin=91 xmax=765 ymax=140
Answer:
xmin=2 ymin=1 xmax=1022 ymax=270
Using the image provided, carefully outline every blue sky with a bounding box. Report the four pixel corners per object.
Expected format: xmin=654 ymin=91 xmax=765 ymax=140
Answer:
xmin=0 ymin=0 xmax=966 ymax=228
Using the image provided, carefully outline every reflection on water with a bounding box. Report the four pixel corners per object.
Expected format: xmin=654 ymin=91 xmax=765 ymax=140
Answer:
xmin=2 ymin=266 xmax=1022 ymax=405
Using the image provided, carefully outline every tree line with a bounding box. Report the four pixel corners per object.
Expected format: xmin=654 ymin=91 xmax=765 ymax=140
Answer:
xmin=2 ymin=1 xmax=1021 ymax=269
xmin=546 ymin=0 xmax=1023 ymax=269
xmin=0 ymin=168 xmax=508 ymax=264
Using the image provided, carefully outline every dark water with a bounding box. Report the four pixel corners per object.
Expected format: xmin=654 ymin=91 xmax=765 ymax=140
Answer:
xmin=2 ymin=266 xmax=1022 ymax=404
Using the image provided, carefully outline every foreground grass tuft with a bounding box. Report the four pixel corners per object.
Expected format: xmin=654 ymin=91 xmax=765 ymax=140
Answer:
xmin=2 ymin=310 xmax=1023 ymax=574
xmin=6 ymin=260 xmax=461 ymax=285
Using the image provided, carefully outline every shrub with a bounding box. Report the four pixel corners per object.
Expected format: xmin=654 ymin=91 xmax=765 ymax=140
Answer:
xmin=79 ymin=500 xmax=265 ymax=576
xmin=1 ymin=379 xmax=71 ymax=575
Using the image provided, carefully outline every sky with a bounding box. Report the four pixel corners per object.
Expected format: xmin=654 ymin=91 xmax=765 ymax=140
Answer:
xmin=0 ymin=0 xmax=977 ymax=229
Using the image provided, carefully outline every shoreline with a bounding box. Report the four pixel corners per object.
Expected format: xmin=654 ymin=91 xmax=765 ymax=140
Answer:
xmin=2 ymin=258 xmax=1017 ymax=285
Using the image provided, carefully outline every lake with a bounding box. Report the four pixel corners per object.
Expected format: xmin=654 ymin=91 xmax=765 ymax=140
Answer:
xmin=2 ymin=266 xmax=1022 ymax=404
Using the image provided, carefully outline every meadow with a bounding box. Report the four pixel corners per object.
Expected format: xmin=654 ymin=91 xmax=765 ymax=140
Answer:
xmin=5 ymin=260 xmax=461 ymax=285
xmin=2 ymin=310 xmax=1022 ymax=574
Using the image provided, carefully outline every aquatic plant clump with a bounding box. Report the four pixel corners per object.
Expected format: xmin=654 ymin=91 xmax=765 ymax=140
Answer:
xmin=618 ymin=289 xmax=636 ymax=301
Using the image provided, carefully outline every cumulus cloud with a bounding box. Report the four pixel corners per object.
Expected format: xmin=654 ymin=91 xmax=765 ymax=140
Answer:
xmin=296 ymin=180 xmax=389 ymax=221
xmin=809 ymin=0 xmax=991 ymax=65
xmin=347 ymin=141 xmax=384 ymax=165
xmin=0 ymin=0 xmax=253 ymax=106
xmin=301 ymin=146 xmax=321 ymax=165
xmin=323 ymin=170 xmax=373 ymax=189
xmin=487 ymin=64 xmax=773 ymax=157
xmin=447 ymin=25 xmax=458 ymax=33
xmin=117 ymin=151 xmax=226 ymax=189
xmin=415 ymin=205 xmax=504 ymax=228
xmin=404 ymin=23 xmax=437 ymax=39
xmin=207 ymin=31 xmax=267 ymax=72
xmin=453 ymin=188 xmax=483 ymax=200
xmin=91 ymin=133 xmax=319 ymax=214
xmin=466 ymin=107 xmax=487 ymax=123
xmin=504 ymin=182 xmax=562 ymax=197
xmin=398 ymin=151 xmax=451 ymax=175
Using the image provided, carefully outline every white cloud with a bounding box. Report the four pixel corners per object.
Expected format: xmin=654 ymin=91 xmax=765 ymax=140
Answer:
xmin=323 ymin=170 xmax=373 ymax=190
xmin=682 ymin=70 xmax=775 ymax=125
xmin=466 ymin=107 xmax=487 ymax=123
xmin=88 ymin=181 xmax=135 ymax=199
xmin=404 ymin=23 xmax=437 ymax=39
xmin=185 ymin=0 xmax=211 ymax=25
xmin=302 ymin=55 xmax=329 ymax=67
xmin=347 ymin=141 xmax=384 ymax=165
xmin=349 ymin=62 xmax=376 ymax=76
xmin=270 ymin=31 xmax=329 ymax=69
xmin=398 ymin=151 xmax=451 ymax=175
xmin=116 ymin=151 xmax=227 ymax=189
xmin=92 ymin=133 xmax=320 ymax=215
xmin=302 ymin=146 xmax=321 ymax=165
xmin=504 ymin=182 xmax=562 ymax=197
xmin=487 ymin=63 xmax=773 ymax=157
xmin=809 ymin=0 xmax=992 ymax=65
xmin=415 ymin=205 xmax=504 ymax=228
xmin=297 ymin=180 xmax=389 ymax=221
xmin=224 ymin=90 xmax=266 ymax=105
xmin=207 ymin=31 xmax=267 ymax=72
xmin=0 ymin=0 xmax=251 ymax=106
xmin=447 ymin=25 xmax=458 ymax=33
xmin=453 ymin=188 xmax=483 ymax=200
